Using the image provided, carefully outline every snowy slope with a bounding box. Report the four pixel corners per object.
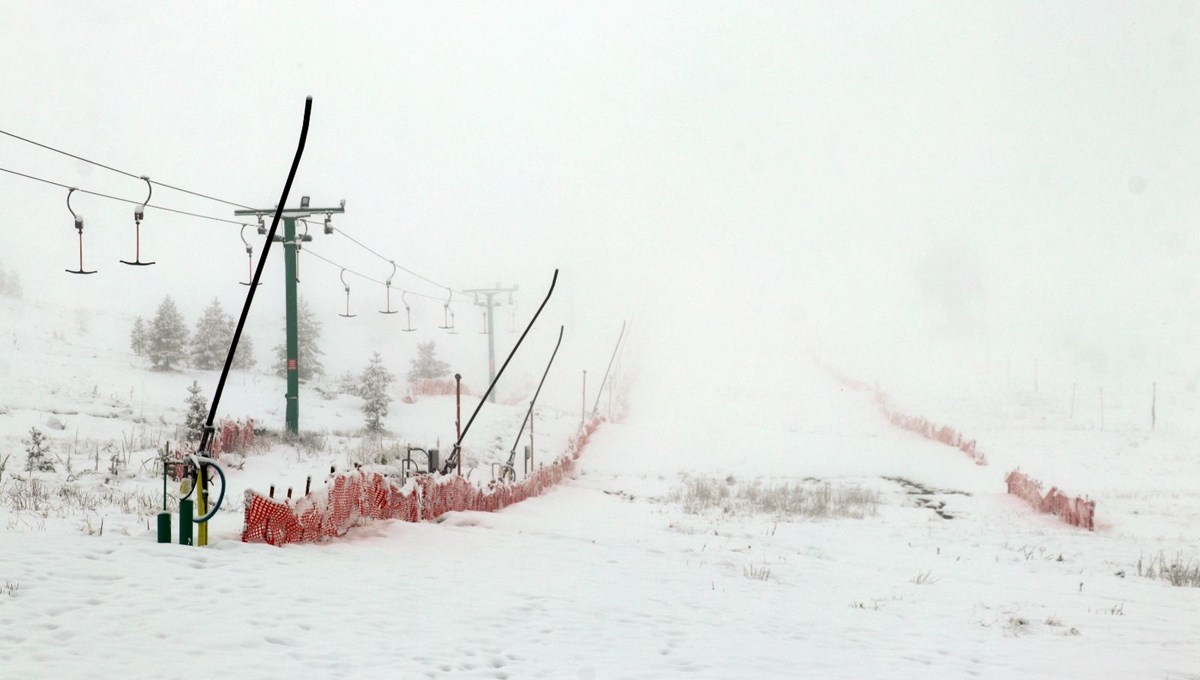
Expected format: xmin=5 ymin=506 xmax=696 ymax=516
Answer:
xmin=1 ymin=297 xmax=1199 ymax=679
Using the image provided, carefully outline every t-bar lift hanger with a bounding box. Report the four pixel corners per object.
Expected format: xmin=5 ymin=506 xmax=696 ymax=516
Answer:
xmin=120 ymin=176 xmax=155 ymax=266
xmin=338 ymin=268 xmax=357 ymax=318
xmin=380 ymin=261 xmax=399 ymax=314
xmin=238 ymin=224 xmax=261 ymax=287
xmin=439 ymin=287 xmax=457 ymax=333
xmin=65 ymin=188 xmax=96 ymax=275
xmin=401 ymin=291 xmax=417 ymax=332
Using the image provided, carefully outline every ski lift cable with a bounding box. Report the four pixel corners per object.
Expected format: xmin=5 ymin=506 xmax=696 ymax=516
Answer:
xmin=0 ymin=165 xmax=245 ymax=225
xmin=330 ymin=226 xmax=467 ymax=296
xmin=0 ymin=128 xmax=255 ymax=209
xmin=303 ymin=248 xmax=444 ymax=301
xmin=0 ymin=130 xmax=477 ymax=299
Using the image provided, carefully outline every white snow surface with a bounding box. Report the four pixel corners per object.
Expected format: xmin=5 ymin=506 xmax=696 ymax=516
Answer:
xmin=2 ymin=297 xmax=1199 ymax=679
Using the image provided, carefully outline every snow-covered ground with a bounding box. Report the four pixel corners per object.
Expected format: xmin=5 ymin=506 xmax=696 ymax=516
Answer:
xmin=2 ymin=296 xmax=1198 ymax=679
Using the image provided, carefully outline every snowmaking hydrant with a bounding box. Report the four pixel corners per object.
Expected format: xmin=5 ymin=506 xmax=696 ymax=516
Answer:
xmin=157 ymin=448 xmax=226 ymax=547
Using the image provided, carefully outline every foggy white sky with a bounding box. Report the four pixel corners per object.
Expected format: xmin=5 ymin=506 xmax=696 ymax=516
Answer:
xmin=1 ymin=2 xmax=1197 ymax=411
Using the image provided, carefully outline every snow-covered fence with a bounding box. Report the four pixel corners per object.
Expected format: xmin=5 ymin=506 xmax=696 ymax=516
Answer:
xmin=406 ymin=378 xmax=471 ymax=398
xmin=877 ymin=393 xmax=987 ymax=466
xmin=822 ymin=363 xmax=987 ymax=465
xmin=209 ymin=419 xmax=255 ymax=457
xmin=1004 ymin=469 xmax=1095 ymax=530
xmin=168 ymin=418 xmax=255 ymax=480
xmin=241 ymin=416 xmax=603 ymax=546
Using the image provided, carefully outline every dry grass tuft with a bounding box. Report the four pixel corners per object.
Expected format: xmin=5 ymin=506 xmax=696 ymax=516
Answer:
xmin=670 ymin=476 xmax=880 ymax=520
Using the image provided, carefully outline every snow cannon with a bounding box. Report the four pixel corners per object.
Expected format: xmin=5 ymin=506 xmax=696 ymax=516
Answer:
xmin=158 ymin=448 xmax=227 ymax=547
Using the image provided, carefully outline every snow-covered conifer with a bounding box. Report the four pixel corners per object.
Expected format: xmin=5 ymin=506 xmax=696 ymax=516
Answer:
xmin=130 ymin=317 xmax=148 ymax=356
xmin=233 ymin=333 xmax=256 ymax=371
xmin=191 ymin=299 xmax=231 ymax=370
xmin=360 ymin=352 xmax=394 ymax=432
xmin=407 ymin=341 xmax=450 ymax=383
xmin=148 ymin=296 xmax=189 ymax=371
xmin=184 ymin=381 xmax=208 ymax=443
xmin=24 ymin=427 xmax=54 ymax=473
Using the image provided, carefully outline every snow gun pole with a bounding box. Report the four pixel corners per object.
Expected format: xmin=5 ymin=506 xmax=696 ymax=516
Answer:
xmin=455 ymin=373 xmax=462 ymax=475
xmin=191 ymin=98 xmax=310 ymax=546
xmin=506 ymin=326 xmax=564 ymax=476
xmin=442 ymin=270 xmax=558 ymax=474
xmin=200 ymin=98 xmax=310 ymax=455
xmin=590 ymin=320 xmax=626 ymax=419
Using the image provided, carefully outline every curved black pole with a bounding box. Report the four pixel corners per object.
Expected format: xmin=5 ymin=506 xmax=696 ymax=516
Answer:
xmin=508 ymin=325 xmax=564 ymax=458
xmin=198 ymin=97 xmax=312 ymax=454
xmin=442 ymin=269 xmax=558 ymax=473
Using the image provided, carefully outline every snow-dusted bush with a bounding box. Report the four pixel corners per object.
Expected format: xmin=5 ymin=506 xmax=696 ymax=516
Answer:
xmin=335 ymin=371 xmax=361 ymax=396
xmin=360 ymin=352 xmax=394 ymax=433
xmin=147 ymin=296 xmax=189 ymax=371
xmin=1139 ymin=552 xmax=1200 ymax=588
xmin=23 ymin=427 xmax=55 ymax=473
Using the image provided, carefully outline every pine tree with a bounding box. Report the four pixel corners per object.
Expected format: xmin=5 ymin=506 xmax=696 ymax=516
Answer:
xmin=274 ymin=298 xmax=324 ymax=381
xmin=148 ymin=296 xmax=189 ymax=371
xmin=360 ymin=352 xmax=394 ymax=432
xmin=184 ymin=381 xmax=208 ymax=443
xmin=130 ymin=317 xmax=148 ymax=356
xmin=233 ymin=333 xmax=256 ymax=371
xmin=24 ymin=427 xmax=54 ymax=473
xmin=191 ymin=299 xmax=231 ymax=370
xmin=407 ymin=341 xmax=450 ymax=383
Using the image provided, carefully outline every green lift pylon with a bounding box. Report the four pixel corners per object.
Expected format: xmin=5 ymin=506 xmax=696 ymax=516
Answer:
xmin=235 ymin=197 xmax=345 ymax=435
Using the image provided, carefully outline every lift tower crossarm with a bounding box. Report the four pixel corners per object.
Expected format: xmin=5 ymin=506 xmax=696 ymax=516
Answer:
xmin=461 ymin=284 xmax=519 ymax=403
xmin=233 ymin=199 xmax=345 ymax=434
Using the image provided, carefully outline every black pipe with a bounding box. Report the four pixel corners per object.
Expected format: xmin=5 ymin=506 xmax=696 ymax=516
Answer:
xmin=507 ymin=325 xmax=564 ymax=465
xmin=198 ymin=97 xmax=312 ymax=454
xmin=590 ymin=320 xmax=626 ymax=418
xmin=442 ymin=269 xmax=558 ymax=473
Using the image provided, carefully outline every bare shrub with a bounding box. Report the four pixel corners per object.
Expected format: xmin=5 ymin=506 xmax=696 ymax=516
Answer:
xmin=1138 ymin=552 xmax=1200 ymax=588
xmin=743 ymin=564 xmax=771 ymax=581
xmin=1004 ymin=615 xmax=1030 ymax=636
xmin=281 ymin=429 xmax=329 ymax=456
xmin=910 ymin=570 xmax=938 ymax=585
xmin=670 ymin=476 xmax=879 ymax=520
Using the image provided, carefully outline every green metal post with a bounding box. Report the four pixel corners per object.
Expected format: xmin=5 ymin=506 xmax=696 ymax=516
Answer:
xmin=157 ymin=445 xmax=170 ymax=543
xmin=283 ymin=217 xmax=299 ymax=435
xmin=233 ymin=201 xmax=344 ymax=436
xmin=157 ymin=512 xmax=171 ymax=543
xmin=179 ymin=499 xmax=193 ymax=546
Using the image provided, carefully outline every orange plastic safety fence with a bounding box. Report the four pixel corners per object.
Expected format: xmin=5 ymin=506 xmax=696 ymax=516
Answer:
xmin=242 ymin=416 xmax=602 ymax=546
xmin=1005 ymin=469 xmax=1095 ymax=530
xmin=875 ymin=393 xmax=988 ymax=466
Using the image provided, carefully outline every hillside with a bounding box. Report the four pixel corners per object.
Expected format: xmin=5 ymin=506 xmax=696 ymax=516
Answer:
xmin=1 ymin=294 xmax=1198 ymax=678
